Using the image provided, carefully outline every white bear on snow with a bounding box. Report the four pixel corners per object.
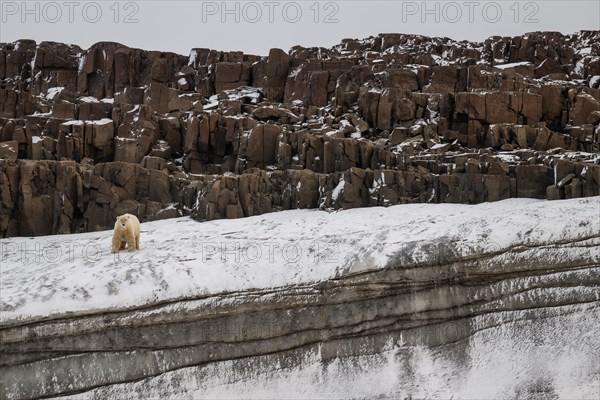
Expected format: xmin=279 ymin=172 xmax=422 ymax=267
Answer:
xmin=112 ymin=214 xmax=140 ymax=253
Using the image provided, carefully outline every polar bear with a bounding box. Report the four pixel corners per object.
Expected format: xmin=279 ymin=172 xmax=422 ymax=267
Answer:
xmin=112 ymin=213 xmax=140 ymax=253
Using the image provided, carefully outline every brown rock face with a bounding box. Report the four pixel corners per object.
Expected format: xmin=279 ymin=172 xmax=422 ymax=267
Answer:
xmin=215 ymin=62 xmax=251 ymax=92
xmin=1 ymin=31 xmax=599 ymax=237
xmin=252 ymin=48 xmax=290 ymax=102
xmin=0 ymin=159 xmax=182 ymax=237
xmin=570 ymin=93 xmax=600 ymax=126
xmin=247 ymin=124 xmax=281 ymax=167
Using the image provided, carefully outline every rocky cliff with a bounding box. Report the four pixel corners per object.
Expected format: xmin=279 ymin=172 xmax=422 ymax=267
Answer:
xmin=0 ymin=197 xmax=599 ymax=399
xmin=1 ymin=31 xmax=600 ymax=237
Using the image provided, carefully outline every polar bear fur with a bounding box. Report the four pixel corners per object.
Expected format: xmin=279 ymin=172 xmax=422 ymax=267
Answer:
xmin=112 ymin=214 xmax=140 ymax=253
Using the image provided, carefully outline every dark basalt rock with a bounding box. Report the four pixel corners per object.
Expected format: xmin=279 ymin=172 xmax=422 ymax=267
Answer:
xmin=0 ymin=31 xmax=599 ymax=237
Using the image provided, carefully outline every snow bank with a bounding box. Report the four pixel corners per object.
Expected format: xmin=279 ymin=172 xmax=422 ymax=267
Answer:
xmin=1 ymin=197 xmax=599 ymax=322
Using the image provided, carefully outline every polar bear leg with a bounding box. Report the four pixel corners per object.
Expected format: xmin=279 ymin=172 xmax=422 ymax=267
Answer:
xmin=135 ymin=233 xmax=140 ymax=250
xmin=127 ymin=236 xmax=136 ymax=252
xmin=112 ymin=235 xmax=122 ymax=253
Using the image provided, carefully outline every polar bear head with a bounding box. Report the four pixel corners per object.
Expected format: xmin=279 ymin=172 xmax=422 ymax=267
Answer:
xmin=117 ymin=214 xmax=132 ymax=228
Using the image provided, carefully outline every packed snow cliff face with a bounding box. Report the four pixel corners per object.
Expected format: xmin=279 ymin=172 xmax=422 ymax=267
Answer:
xmin=1 ymin=197 xmax=599 ymax=399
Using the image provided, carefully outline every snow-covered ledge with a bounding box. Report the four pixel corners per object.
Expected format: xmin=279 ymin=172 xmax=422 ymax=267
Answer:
xmin=1 ymin=197 xmax=599 ymax=399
